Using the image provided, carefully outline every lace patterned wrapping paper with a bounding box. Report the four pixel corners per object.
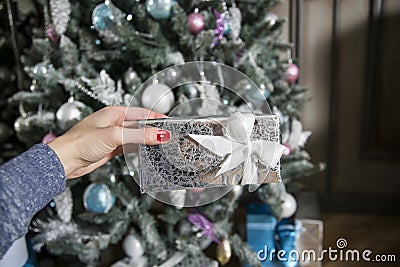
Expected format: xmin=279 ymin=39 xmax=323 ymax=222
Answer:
xmin=138 ymin=114 xmax=282 ymax=193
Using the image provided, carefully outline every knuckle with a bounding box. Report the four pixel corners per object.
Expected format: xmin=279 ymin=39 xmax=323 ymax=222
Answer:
xmin=110 ymin=126 xmax=122 ymax=144
xmin=143 ymin=128 xmax=155 ymax=144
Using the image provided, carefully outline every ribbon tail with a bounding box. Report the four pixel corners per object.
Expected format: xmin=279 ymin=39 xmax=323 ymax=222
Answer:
xmin=252 ymin=141 xmax=286 ymax=167
xmin=215 ymin=147 xmax=246 ymax=177
xmin=189 ymin=135 xmax=236 ymax=157
xmin=241 ymin=157 xmax=258 ymax=185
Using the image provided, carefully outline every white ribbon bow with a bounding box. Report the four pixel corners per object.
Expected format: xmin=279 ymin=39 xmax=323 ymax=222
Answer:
xmin=189 ymin=112 xmax=286 ymax=185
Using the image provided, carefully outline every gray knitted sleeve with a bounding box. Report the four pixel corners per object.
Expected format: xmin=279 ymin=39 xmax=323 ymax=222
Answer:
xmin=0 ymin=143 xmax=66 ymax=258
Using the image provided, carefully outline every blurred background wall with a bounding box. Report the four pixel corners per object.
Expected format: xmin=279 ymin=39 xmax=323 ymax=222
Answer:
xmin=272 ymin=0 xmax=400 ymax=214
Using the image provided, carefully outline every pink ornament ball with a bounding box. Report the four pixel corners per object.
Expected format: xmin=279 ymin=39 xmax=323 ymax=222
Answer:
xmin=42 ymin=132 xmax=57 ymax=144
xmin=285 ymin=63 xmax=300 ymax=83
xmin=282 ymin=143 xmax=292 ymax=156
xmin=188 ymin=13 xmax=205 ymax=34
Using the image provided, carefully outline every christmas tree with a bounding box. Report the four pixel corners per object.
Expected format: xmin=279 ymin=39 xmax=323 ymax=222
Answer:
xmin=6 ymin=0 xmax=323 ymax=266
xmin=0 ymin=0 xmax=41 ymax=163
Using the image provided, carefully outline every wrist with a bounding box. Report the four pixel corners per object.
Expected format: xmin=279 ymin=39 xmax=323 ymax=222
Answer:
xmin=48 ymin=135 xmax=79 ymax=179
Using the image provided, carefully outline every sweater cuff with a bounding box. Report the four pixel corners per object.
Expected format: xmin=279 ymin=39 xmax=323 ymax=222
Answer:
xmin=4 ymin=143 xmax=66 ymax=219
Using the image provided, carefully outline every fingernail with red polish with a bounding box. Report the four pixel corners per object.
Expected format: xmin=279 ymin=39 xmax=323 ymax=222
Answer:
xmin=156 ymin=130 xmax=170 ymax=142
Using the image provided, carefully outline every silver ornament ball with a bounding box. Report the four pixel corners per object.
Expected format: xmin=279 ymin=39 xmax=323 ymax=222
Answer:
xmin=141 ymin=83 xmax=175 ymax=114
xmin=124 ymin=67 xmax=142 ymax=91
xmin=14 ymin=116 xmax=31 ymax=133
xmin=32 ymin=62 xmax=49 ymax=75
xmin=56 ymin=100 xmax=90 ymax=131
xmin=160 ymin=67 xmax=181 ymax=85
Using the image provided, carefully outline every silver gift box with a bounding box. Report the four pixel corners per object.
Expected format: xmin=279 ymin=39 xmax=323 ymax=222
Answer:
xmin=138 ymin=114 xmax=282 ymax=193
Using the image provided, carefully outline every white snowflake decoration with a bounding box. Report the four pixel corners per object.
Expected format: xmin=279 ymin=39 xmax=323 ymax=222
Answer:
xmin=81 ymin=70 xmax=124 ymax=106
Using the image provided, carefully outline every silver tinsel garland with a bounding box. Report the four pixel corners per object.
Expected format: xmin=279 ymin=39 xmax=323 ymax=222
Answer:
xmin=49 ymin=0 xmax=71 ymax=34
xmin=53 ymin=186 xmax=73 ymax=222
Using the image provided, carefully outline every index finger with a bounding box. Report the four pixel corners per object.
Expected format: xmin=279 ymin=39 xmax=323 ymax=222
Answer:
xmin=125 ymin=107 xmax=167 ymax=120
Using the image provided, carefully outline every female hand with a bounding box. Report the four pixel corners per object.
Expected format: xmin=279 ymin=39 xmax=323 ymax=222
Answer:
xmin=48 ymin=106 xmax=170 ymax=179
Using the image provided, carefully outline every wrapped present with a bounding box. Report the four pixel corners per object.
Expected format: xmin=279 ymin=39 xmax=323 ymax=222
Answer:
xmin=138 ymin=112 xmax=286 ymax=193
xmin=296 ymin=219 xmax=323 ymax=267
xmin=246 ymin=203 xmax=277 ymax=267
xmin=276 ymin=219 xmax=302 ymax=267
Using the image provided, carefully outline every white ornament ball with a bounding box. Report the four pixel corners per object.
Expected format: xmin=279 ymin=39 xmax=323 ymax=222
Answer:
xmin=265 ymin=12 xmax=279 ymax=26
xmin=56 ymin=100 xmax=90 ymax=131
xmin=122 ymin=234 xmax=145 ymax=260
xmin=281 ymin=193 xmax=297 ymax=218
xmin=141 ymin=83 xmax=175 ymax=114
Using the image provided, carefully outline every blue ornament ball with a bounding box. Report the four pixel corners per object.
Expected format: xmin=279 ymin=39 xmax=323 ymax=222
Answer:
xmin=92 ymin=3 xmax=114 ymax=31
xmin=146 ymin=0 xmax=175 ymax=20
xmin=83 ymin=183 xmax=115 ymax=213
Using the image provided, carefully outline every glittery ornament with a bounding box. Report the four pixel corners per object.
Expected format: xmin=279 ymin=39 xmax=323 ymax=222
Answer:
xmin=141 ymin=83 xmax=175 ymax=114
xmin=92 ymin=3 xmax=114 ymax=31
xmin=285 ymin=63 xmax=300 ymax=83
xmin=122 ymin=233 xmax=145 ymax=260
xmin=83 ymin=183 xmax=115 ymax=213
xmin=46 ymin=24 xmax=61 ymax=44
xmin=187 ymin=13 xmax=205 ymax=34
xmin=42 ymin=132 xmax=57 ymax=144
xmin=216 ymin=237 xmax=232 ymax=266
xmin=56 ymin=98 xmax=90 ymax=131
xmin=146 ymin=0 xmax=175 ymax=20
